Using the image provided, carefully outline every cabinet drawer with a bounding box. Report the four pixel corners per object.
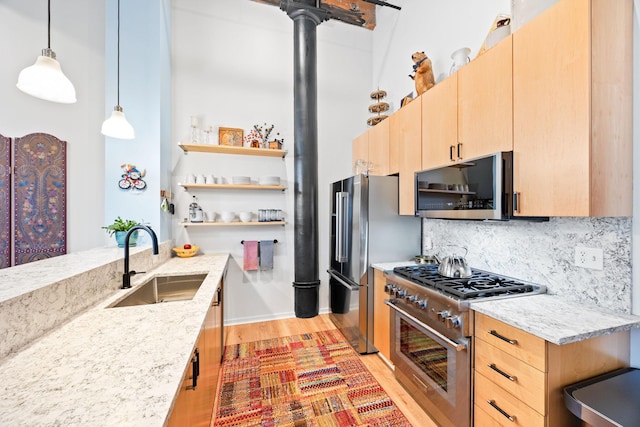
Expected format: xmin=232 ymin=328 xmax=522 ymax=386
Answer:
xmin=474 ymin=404 xmax=508 ymax=427
xmin=475 ymin=337 xmax=546 ymax=414
xmin=475 ymin=313 xmax=546 ymax=371
xmin=475 ymin=372 xmax=545 ymax=427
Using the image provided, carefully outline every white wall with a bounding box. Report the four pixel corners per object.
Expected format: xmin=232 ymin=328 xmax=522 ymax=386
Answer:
xmin=0 ymin=0 xmax=106 ymax=253
xmin=172 ymin=0 xmax=371 ymax=323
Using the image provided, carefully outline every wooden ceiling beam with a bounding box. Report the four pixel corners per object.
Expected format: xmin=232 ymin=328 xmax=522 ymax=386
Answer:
xmin=251 ymin=0 xmax=377 ymax=30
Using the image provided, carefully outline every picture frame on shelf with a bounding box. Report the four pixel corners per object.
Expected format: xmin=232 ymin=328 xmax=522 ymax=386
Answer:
xmin=219 ymin=127 xmax=244 ymax=147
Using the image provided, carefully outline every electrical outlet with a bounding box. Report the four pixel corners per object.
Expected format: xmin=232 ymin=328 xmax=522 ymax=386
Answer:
xmin=574 ymin=246 xmax=604 ymax=270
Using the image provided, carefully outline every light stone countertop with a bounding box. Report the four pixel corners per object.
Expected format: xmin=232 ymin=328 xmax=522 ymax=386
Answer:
xmin=0 ymin=253 xmax=229 ymax=427
xmin=470 ymin=294 xmax=640 ymax=345
xmin=371 ymin=260 xmax=417 ymax=271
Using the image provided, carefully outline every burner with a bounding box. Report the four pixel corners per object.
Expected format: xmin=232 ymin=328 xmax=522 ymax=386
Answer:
xmin=393 ymin=264 xmax=536 ymax=301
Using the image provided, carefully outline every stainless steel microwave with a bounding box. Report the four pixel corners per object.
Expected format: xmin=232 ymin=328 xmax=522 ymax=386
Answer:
xmin=415 ymin=152 xmax=515 ymax=220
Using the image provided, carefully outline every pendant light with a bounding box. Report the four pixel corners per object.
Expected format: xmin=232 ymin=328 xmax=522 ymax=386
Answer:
xmin=101 ymin=0 xmax=134 ymax=140
xmin=16 ymin=0 xmax=77 ymax=104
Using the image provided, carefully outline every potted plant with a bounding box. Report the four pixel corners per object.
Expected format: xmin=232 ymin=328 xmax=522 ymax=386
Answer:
xmin=102 ymin=216 xmax=141 ymax=248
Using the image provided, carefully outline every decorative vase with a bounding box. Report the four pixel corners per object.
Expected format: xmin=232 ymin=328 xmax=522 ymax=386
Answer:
xmin=450 ymin=47 xmax=471 ymax=75
xmin=115 ymin=230 xmax=138 ymax=248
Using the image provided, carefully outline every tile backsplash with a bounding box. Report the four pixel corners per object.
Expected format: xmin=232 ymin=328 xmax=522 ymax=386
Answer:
xmin=422 ymin=217 xmax=632 ymax=313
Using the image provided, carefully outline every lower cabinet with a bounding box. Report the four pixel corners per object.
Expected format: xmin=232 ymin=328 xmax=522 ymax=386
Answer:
xmin=372 ymin=269 xmax=392 ymax=364
xmin=168 ymin=277 xmax=225 ymax=426
xmin=473 ymin=312 xmax=629 ymax=426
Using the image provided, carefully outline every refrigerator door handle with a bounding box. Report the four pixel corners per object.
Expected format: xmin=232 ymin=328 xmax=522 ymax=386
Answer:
xmin=328 ymin=270 xmax=361 ymax=290
xmin=335 ymin=192 xmax=349 ymax=262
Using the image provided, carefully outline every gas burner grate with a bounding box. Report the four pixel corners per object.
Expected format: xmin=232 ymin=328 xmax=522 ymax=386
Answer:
xmin=393 ymin=264 xmax=534 ymax=300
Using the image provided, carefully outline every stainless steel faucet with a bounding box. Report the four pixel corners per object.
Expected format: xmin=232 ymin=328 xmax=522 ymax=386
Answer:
xmin=122 ymin=225 xmax=159 ymax=289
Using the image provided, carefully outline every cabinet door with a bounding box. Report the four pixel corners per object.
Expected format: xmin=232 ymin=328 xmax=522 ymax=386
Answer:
xmin=391 ymin=98 xmax=422 ymax=215
xmin=513 ymin=0 xmax=590 ymax=216
xmin=458 ymin=36 xmax=513 ymax=160
xmin=372 ymin=269 xmax=391 ymax=363
xmin=368 ymin=119 xmax=391 ymax=176
xmin=421 ymin=74 xmax=457 ymax=170
xmin=352 ymin=131 xmax=369 ymax=174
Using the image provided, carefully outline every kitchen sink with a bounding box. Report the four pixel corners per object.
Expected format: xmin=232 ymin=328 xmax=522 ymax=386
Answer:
xmin=108 ymin=274 xmax=207 ymax=308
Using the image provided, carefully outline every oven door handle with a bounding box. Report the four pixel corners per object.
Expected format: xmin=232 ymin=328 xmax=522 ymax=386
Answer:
xmin=385 ymin=300 xmax=467 ymax=352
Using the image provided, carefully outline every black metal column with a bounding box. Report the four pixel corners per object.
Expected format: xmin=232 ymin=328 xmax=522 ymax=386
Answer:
xmin=281 ymin=1 xmax=328 ymax=318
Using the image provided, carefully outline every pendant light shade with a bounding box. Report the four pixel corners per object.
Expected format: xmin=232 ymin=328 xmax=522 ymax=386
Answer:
xmin=16 ymin=2 xmax=77 ymax=103
xmin=101 ymin=0 xmax=134 ymax=140
xmin=101 ymin=106 xmax=135 ymax=139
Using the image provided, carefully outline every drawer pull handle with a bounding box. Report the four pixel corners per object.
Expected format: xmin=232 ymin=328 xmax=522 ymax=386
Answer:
xmin=488 ymin=329 xmax=518 ymax=345
xmin=488 ymin=363 xmax=517 ymax=382
xmin=487 ymin=400 xmax=516 ymax=422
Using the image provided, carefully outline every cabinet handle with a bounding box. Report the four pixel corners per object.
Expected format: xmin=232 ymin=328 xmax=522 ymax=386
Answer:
xmin=212 ymin=287 xmax=221 ymax=306
xmin=488 ymin=329 xmax=518 ymax=345
xmin=457 ymin=142 xmax=462 ymax=160
xmin=488 ymin=363 xmax=517 ymax=382
xmin=513 ymin=192 xmax=520 ymax=213
xmin=449 ymin=145 xmax=455 ymax=161
xmin=487 ymin=400 xmax=516 ymax=422
xmin=187 ymin=348 xmax=200 ymax=390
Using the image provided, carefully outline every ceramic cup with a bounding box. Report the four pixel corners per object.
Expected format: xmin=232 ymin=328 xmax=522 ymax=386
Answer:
xmin=196 ymin=174 xmax=206 ymax=185
xmin=205 ymin=174 xmax=215 ymax=184
xmin=186 ymin=174 xmax=196 ymax=184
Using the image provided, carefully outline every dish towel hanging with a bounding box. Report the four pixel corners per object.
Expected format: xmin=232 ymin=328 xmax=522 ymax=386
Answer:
xmin=243 ymin=240 xmax=259 ymax=271
xmin=259 ymin=240 xmax=274 ymax=270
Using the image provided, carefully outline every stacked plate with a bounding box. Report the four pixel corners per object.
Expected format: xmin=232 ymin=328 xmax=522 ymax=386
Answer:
xmin=231 ymin=176 xmax=250 ymax=185
xmin=258 ymin=176 xmax=280 ymax=186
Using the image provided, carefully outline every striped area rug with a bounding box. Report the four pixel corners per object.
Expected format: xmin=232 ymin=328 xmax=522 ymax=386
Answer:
xmin=213 ymin=329 xmax=412 ymax=426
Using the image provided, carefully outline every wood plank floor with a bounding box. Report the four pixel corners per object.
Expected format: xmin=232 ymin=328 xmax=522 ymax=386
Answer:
xmin=220 ymin=314 xmax=438 ymax=427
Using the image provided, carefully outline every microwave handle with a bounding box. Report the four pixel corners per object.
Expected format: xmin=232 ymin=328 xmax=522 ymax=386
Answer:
xmin=335 ymin=192 xmax=349 ymax=262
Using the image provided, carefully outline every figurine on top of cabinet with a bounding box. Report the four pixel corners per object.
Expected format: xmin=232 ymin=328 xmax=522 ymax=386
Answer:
xmin=409 ymin=51 xmax=435 ymax=96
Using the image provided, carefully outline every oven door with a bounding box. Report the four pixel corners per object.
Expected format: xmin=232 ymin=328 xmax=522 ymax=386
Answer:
xmin=386 ymin=301 xmax=471 ymax=427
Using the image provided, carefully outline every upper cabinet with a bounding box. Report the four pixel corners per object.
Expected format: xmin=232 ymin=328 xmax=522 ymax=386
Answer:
xmin=457 ymin=35 xmax=513 ymax=161
xmin=391 ymin=98 xmax=422 ymax=215
xmin=352 ymin=119 xmax=395 ymax=177
xmin=422 ymin=37 xmax=513 ymax=170
xmin=422 ymin=74 xmax=457 ymax=170
xmin=512 ymin=0 xmax=632 ymax=217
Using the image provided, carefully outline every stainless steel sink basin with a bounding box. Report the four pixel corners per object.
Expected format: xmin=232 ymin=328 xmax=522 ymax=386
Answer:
xmin=108 ymin=274 xmax=207 ymax=308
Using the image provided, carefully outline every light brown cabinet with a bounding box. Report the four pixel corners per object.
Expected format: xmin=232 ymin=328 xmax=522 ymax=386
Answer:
xmin=421 ymin=36 xmax=512 ymax=170
xmin=473 ymin=312 xmax=629 ymax=427
xmin=390 ymin=98 xmax=421 ymax=215
xmin=351 ymin=119 xmax=395 ymax=177
xmin=372 ymin=268 xmax=392 ymax=364
xmin=512 ymin=0 xmax=632 ymax=217
xmin=168 ymin=276 xmax=225 ymax=427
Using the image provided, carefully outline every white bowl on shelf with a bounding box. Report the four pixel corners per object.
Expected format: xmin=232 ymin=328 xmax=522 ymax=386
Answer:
xmin=258 ymin=176 xmax=280 ymax=186
xmin=239 ymin=212 xmax=253 ymax=222
xmin=231 ymin=176 xmax=250 ymax=185
xmin=219 ymin=211 xmax=235 ymax=223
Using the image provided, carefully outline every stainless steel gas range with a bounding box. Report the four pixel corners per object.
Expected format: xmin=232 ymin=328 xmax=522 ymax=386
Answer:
xmin=384 ymin=264 xmax=545 ymax=427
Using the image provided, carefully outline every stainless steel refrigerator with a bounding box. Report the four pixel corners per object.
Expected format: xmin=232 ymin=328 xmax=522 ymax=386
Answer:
xmin=328 ymin=174 xmax=420 ymax=354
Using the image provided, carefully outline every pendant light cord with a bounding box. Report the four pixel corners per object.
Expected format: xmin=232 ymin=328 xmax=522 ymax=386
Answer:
xmin=117 ymin=0 xmax=121 ymax=106
xmin=47 ymin=0 xmax=51 ymax=49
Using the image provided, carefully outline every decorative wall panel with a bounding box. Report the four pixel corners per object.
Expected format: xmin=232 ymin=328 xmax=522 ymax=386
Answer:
xmin=0 ymin=135 xmax=10 ymax=269
xmin=13 ymin=133 xmax=67 ymax=266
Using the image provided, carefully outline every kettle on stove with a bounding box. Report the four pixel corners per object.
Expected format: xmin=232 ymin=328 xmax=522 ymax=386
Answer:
xmin=189 ymin=195 xmax=204 ymax=223
xmin=438 ymin=245 xmax=472 ymax=278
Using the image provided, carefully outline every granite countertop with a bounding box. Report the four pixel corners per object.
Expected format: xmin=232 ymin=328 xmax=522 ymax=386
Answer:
xmin=0 ymin=253 xmax=229 ymax=427
xmin=371 ymin=260 xmax=417 ymax=271
xmin=470 ymin=294 xmax=640 ymax=345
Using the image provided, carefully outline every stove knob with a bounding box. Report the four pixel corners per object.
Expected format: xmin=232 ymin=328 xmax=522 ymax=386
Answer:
xmin=395 ymin=289 xmax=407 ymax=298
xmin=437 ymin=310 xmax=450 ymax=322
xmin=445 ymin=316 xmax=461 ymax=329
xmin=414 ymin=299 xmax=428 ymax=309
xmin=384 ymin=284 xmax=396 ymax=295
xmin=406 ymin=294 xmax=417 ymax=302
